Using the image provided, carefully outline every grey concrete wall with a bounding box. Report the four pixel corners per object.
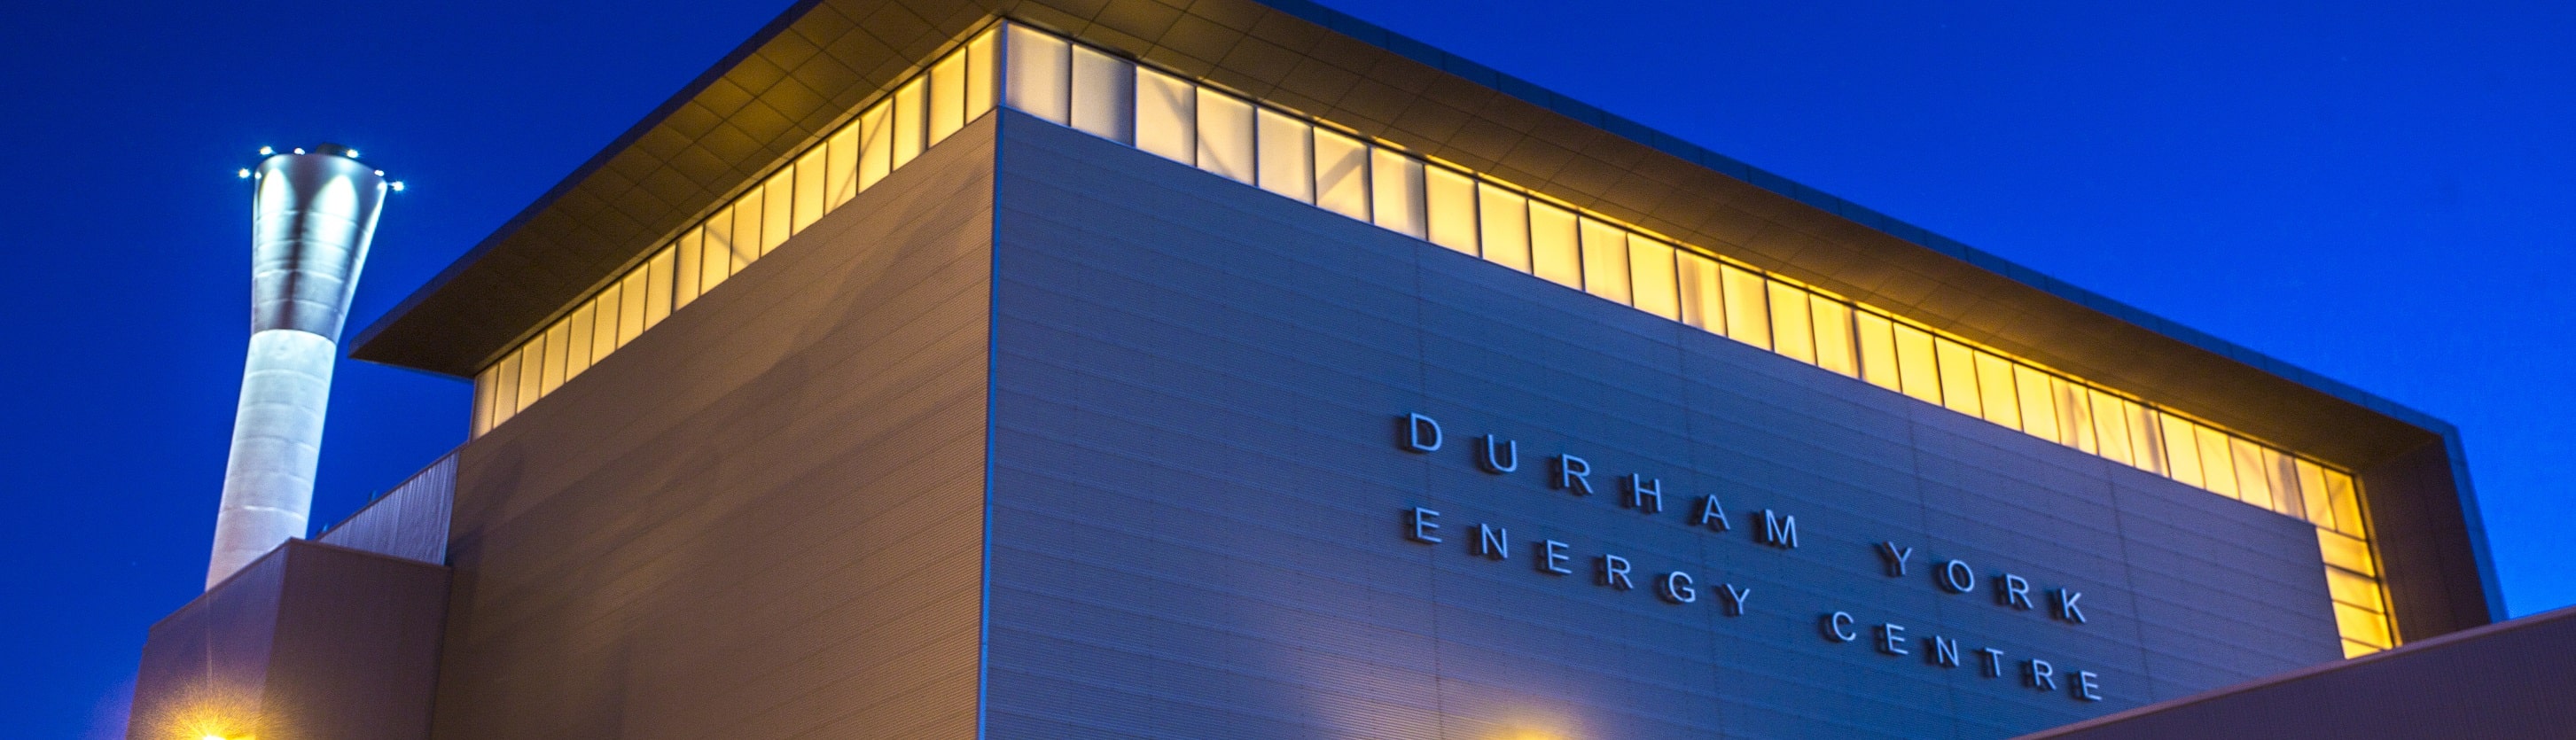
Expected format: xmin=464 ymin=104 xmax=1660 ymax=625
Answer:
xmin=425 ymin=117 xmax=998 ymax=738
xmin=984 ymin=112 xmax=2344 ymax=739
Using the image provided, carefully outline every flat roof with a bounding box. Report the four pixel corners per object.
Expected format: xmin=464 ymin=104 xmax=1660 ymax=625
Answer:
xmin=348 ymin=0 xmax=2490 ymax=600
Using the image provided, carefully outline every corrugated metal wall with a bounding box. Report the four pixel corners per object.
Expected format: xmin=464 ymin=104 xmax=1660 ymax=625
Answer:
xmin=319 ymin=452 xmax=456 ymax=565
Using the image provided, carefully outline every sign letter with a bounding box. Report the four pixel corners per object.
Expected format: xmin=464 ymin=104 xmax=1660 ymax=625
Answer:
xmin=1478 ymin=435 xmax=1519 ymax=473
xmin=2026 ymin=659 xmax=2057 ymax=691
xmin=1695 ymin=495 xmax=1730 ymax=532
xmin=1823 ymin=611 xmax=1858 ymax=643
xmin=1760 ymin=510 xmax=1799 ymax=549
xmin=1877 ymin=541 xmax=1913 ymax=576
xmin=1401 ymin=413 xmax=1442 ymax=453
xmin=1622 ymin=474 xmax=1663 ymax=513
xmin=1538 ymin=540 xmax=1573 ymax=575
xmin=1999 ymin=573 xmax=2034 ymax=610
xmin=1929 ymin=635 xmax=1961 ymax=667
xmin=1553 ymin=455 xmax=1594 ymax=495
xmin=1474 ymin=524 xmax=1508 ymax=560
xmin=2054 ymin=589 xmax=2088 ymax=624
xmin=1597 ymin=554 xmax=1635 ymax=590
xmin=1658 ymin=571 xmax=1697 ymax=604
xmin=1407 ymin=508 xmax=1441 ymax=543
xmin=1876 ymin=624 xmax=1910 ymax=656
xmin=1940 ymin=559 xmax=1977 ymax=594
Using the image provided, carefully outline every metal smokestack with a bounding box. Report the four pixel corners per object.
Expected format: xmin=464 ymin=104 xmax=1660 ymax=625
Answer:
xmin=206 ymin=144 xmax=387 ymax=588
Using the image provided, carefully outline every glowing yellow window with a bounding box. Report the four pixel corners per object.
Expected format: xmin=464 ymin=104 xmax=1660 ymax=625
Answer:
xmin=1810 ymin=296 xmax=1856 ymax=378
xmin=1370 ymin=149 xmax=1425 ymax=239
xmin=1892 ymin=323 xmax=1941 ymax=405
xmin=1578 ymin=218 xmax=1630 ymax=305
xmin=1313 ymin=129 xmax=1369 ymax=221
xmin=792 ymin=146 xmax=827 ymax=234
xmin=1720 ymin=265 xmax=1769 ymax=349
xmin=1932 ymin=338 xmax=1981 ymax=418
xmin=1676 ymin=253 xmax=1721 ymax=332
xmin=1196 ymin=90 xmax=1255 ymax=184
xmin=2052 ymin=377 xmax=2097 ymax=455
xmin=892 ymin=77 xmax=926 ymax=168
xmin=1530 ymin=201 xmax=1581 ymax=289
xmin=824 ymin=120 xmax=859 ymax=208
xmin=2158 ymin=412 xmax=2205 ymax=488
xmin=758 ymin=167 xmax=792 ymax=255
xmin=2014 ymin=365 xmax=2059 ymax=443
xmin=729 ymin=193 xmax=762 ymax=272
xmin=1972 ymin=352 xmax=2020 ymax=429
xmin=1768 ymin=281 xmax=1815 ymax=364
xmin=2088 ymin=390 xmax=2136 ymax=469
xmin=613 ymin=270 xmax=646 ymax=348
xmin=1628 ymin=238 xmax=1680 ymax=321
xmin=1478 ymin=184 xmax=1531 ymax=273
xmin=1424 ymin=166 xmax=1478 ymax=253
xmin=931 ymin=50 xmax=969 ymax=143
xmin=642 ymin=245 xmax=675 ymax=330
xmin=857 ymin=104 xmax=894 ymax=191
xmin=1257 ymin=109 xmax=1313 ymax=202
xmin=472 ymin=365 xmax=496 ymax=436
xmin=1854 ymin=312 xmax=1900 ymax=392
xmin=1136 ymin=68 xmax=1194 ymax=163
xmin=2195 ymin=424 xmax=2240 ymax=498
xmin=562 ymin=302 xmax=595 ymax=381
xmin=1003 ymin=25 xmax=1070 ymax=123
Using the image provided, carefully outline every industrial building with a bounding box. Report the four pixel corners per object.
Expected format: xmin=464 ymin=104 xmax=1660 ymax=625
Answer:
xmin=127 ymin=0 xmax=2502 ymax=737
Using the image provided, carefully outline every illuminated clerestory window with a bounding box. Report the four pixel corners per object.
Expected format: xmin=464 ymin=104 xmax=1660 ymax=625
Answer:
xmin=465 ymin=19 xmax=2398 ymax=658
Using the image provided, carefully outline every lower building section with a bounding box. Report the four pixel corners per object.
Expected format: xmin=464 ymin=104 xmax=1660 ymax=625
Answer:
xmin=128 ymin=539 xmax=448 ymax=740
xmin=2030 ymin=604 xmax=2576 ymax=739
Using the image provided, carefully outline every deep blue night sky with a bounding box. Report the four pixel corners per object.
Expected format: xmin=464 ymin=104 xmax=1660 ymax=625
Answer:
xmin=7 ymin=1 xmax=2569 ymax=735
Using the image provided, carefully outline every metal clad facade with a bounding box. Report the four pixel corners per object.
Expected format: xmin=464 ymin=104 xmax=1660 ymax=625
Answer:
xmin=985 ymin=112 xmax=2341 ymax=738
xmin=424 ymin=120 xmax=1000 ymax=738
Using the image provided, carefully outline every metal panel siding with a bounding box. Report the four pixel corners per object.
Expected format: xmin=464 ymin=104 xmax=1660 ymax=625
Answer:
xmin=2361 ymin=440 xmax=2494 ymax=639
xmin=425 ymin=119 xmax=997 ymax=738
xmin=129 ymin=543 xmax=286 ymax=740
xmin=264 ymin=542 xmax=452 ymax=739
xmin=987 ymin=113 xmax=2344 ymax=738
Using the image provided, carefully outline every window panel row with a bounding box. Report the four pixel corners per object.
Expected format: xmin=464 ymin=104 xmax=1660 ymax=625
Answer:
xmin=995 ymin=25 xmax=2381 ymax=508
xmin=471 ymin=27 xmax=1000 ymax=437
